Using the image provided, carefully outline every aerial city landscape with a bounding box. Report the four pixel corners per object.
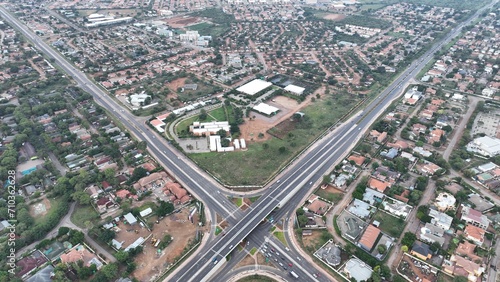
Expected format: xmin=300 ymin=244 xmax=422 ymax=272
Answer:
xmin=0 ymin=0 xmax=500 ymax=281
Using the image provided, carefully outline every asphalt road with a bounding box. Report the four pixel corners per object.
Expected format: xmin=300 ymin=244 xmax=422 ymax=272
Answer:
xmin=1 ymin=2 xmax=496 ymax=281
xmin=0 ymin=6 xmax=244 ymax=227
xmin=170 ymin=3 xmax=497 ymax=280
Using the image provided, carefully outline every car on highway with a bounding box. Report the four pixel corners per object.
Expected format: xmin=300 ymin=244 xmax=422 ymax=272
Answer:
xmin=288 ymin=263 xmax=293 ymax=267
xmin=296 ymin=257 xmax=302 ymax=261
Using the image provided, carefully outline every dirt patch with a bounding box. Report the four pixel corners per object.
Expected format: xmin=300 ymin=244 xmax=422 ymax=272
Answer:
xmin=220 ymin=221 xmax=229 ymax=229
xmin=243 ymin=198 xmax=252 ymax=206
xmin=216 ymin=213 xmax=223 ymax=224
xmin=268 ymin=118 xmax=298 ymax=139
xmin=166 ymin=77 xmax=187 ymax=92
xmin=323 ymin=13 xmax=346 ymax=21
xmin=236 ymin=254 xmax=255 ymax=268
xmin=164 ymin=16 xmax=200 ymax=28
xmin=322 ymin=184 xmax=345 ymax=194
xmin=30 ymin=197 xmax=51 ymax=217
xmin=256 ymin=252 xmax=275 ymax=267
xmin=239 ymin=95 xmax=311 ymax=143
xmin=133 ymin=208 xmax=203 ymax=281
xmin=301 ymin=230 xmax=323 ymax=248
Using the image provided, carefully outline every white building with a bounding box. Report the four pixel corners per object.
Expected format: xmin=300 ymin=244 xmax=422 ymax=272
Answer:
xmin=435 ymin=192 xmax=456 ymax=212
xmin=420 ymin=223 xmax=445 ymax=246
xmin=236 ymin=79 xmax=272 ymax=96
xmin=429 ymin=209 xmax=453 ymax=231
xmin=284 ymin=84 xmax=305 ymax=96
xmin=180 ymin=30 xmax=200 ymax=42
xmin=344 ymin=258 xmax=373 ymax=282
xmin=466 ymin=136 xmax=500 ymax=157
xmin=252 ymin=103 xmax=279 ymax=116
xmin=190 ymin=121 xmax=230 ymax=137
xmin=129 ymin=93 xmax=151 ymax=107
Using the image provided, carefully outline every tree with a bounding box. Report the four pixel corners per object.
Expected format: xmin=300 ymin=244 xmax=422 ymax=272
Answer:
xmin=199 ymin=109 xmax=207 ymax=120
xmin=377 ymin=244 xmax=387 ymax=254
xmin=297 ymin=215 xmax=308 ymax=227
xmin=216 ymin=129 xmax=227 ymax=137
xmin=278 ymin=146 xmax=287 ymax=154
xmin=57 ymin=227 xmax=70 ymax=237
xmin=402 ymin=232 xmax=417 ymax=247
xmin=115 ymin=250 xmax=129 ymax=263
xmin=453 ymin=276 xmax=468 ymax=282
xmin=157 ymin=200 xmax=174 ymax=217
xmin=68 ymin=230 xmax=84 ymax=245
xmin=97 ymin=229 xmax=115 ymax=243
xmin=401 ymin=245 xmax=408 ymax=252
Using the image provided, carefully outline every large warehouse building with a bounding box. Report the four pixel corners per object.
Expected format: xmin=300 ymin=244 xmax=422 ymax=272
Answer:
xmin=236 ymin=79 xmax=272 ymax=96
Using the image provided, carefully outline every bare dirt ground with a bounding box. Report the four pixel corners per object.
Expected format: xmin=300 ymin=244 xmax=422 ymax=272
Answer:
xmin=323 ymin=14 xmax=346 ymax=21
xmin=133 ymin=208 xmax=203 ymax=281
xmin=164 ymin=16 xmax=200 ymax=28
xmin=166 ymin=77 xmax=186 ymax=99
xmin=30 ymin=197 xmax=51 ymax=217
xmin=239 ymin=96 xmax=313 ymax=143
xmin=322 ymin=184 xmax=345 ymax=194
xmin=301 ymin=230 xmax=323 ymax=248
xmin=236 ymin=254 xmax=255 ymax=268
xmin=256 ymin=252 xmax=275 ymax=267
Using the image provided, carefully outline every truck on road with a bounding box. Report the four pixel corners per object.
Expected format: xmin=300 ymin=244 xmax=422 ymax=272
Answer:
xmin=290 ymin=271 xmax=299 ymax=279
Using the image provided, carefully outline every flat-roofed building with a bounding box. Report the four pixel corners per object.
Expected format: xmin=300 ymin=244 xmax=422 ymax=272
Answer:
xmin=236 ymin=79 xmax=272 ymax=96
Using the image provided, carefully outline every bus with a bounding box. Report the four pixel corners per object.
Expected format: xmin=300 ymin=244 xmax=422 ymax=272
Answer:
xmin=290 ymin=271 xmax=299 ymax=279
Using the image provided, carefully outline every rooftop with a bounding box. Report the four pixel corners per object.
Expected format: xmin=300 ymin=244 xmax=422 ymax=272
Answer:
xmin=236 ymin=79 xmax=272 ymax=96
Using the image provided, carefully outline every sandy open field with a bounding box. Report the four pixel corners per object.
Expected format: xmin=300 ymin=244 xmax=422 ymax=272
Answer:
xmin=323 ymin=13 xmax=346 ymax=21
xmin=239 ymin=96 xmax=309 ymax=143
xmin=30 ymin=197 xmax=51 ymax=217
xmin=164 ymin=16 xmax=200 ymax=28
xmin=133 ymin=208 xmax=204 ymax=281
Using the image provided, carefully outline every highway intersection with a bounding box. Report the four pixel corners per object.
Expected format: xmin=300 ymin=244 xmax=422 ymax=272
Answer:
xmin=0 ymin=2 xmax=496 ymax=281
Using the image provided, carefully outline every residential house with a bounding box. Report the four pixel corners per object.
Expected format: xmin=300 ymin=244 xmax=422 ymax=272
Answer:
xmin=435 ymin=192 xmax=456 ymax=211
xmin=369 ymin=130 xmax=387 ymax=143
xmin=60 ymin=245 xmax=103 ymax=270
xmin=420 ymin=223 xmax=445 ymax=246
xmin=16 ymin=250 xmax=48 ymax=278
xmin=85 ymin=185 xmax=103 ymax=199
xmin=358 ymin=225 xmax=381 ymax=252
xmin=133 ymin=171 xmax=169 ymax=192
xmin=443 ymin=255 xmax=485 ymax=282
xmin=428 ymin=129 xmax=445 ymax=144
xmin=411 ymin=241 xmax=432 ymax=261
xmin=429 ymin=209 xmax=453 ymax=230
xmin=343 ymin=258 xmax=373 ymax=282
xmin=461 ymin=206 xmax=490 ymax=230
xmin=464 ymin=224 xmax=485 ymax=245
xmin=368 ymin=177 xmax=391 ymax=193
xmin=348 ymin=154 xmax=366 ymax=166
xmin=163 ymin=182 xmax=190 ymax=205
xmin=455 ymin=241 xmax=482 ymax=263
xmin=96 ymin=197 xmax=114 ymax=213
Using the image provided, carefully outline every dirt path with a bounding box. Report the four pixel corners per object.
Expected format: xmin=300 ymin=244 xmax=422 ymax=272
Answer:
xmin=28 ymin=59 xmax=46 ymax=79
xmin=386 ymin=179 xmax=436 ymax=270
xmin=310 ymin=52 xmax=332 ymax=77
xmin=443 ymin=96 xmax=480 ymax=161
xmin=295 ymin=22 xmax=306 ymax=50
xmin=271 ymin=23 xmax=285 ymax=47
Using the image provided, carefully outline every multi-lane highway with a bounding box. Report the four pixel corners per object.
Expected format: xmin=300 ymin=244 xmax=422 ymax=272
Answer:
xmin=1 ymin=1 xmax=496 ymax=281
xmin=0 ymin=6 xmax=244 ymax=227
xmin=170 ymin=2 xmax=496 ymax=280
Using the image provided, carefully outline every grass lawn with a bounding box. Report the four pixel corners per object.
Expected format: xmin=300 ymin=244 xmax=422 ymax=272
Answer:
xmin=190 ymin=93 xmax=359 ymax=185
xmin=33 ymin=197 xmax=63 ymax=225
xmin=208 ymin=106 xmax=227 ymax=121
xmin=250 ymin=247 xmax=257 ymax=255
xmin=359 ymin=3 xmax=386 ymax=11
xmin=248 ymin=196 xmax=260 ymax=203
xmin=236 ymin=275 xmax=276 ymax=282
xmin=273 ymin=231 xmax=288 ymax=246
xmin=233 ymin=198 xmax=243 ymax=207
xmin=71 ymin=206 xmax=99 ymax=229
xmin=314 ymin=189 xmax=344 ymax=203
xmin=372 ymin=211 xmax=406 ymax=238
xmin=215 ymin=226 xmax=223 ymax=236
